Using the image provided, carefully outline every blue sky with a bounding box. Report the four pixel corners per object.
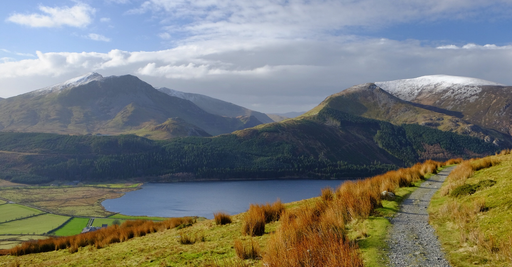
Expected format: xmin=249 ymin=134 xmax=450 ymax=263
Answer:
xmin=1 ymin=0 xmax=512 ymax=113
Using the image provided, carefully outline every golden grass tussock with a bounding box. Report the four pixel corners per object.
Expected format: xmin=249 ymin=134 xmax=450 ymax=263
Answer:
xmin=5 ymin=217 xmax=195 ymax=256
xmin=234 ymin=239 xmax=260 ymax=260
xmin=213 ymin=212 xmax=232 ymax=225
xmin=241 ymin=204 xmax=266 ymax=236
xmin=241 ymin=199 xmax=285 ymax=236
xmin=264 ymin=159 xmax=445 ymax=266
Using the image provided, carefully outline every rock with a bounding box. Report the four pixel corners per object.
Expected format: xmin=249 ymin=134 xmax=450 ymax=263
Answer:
xmin=381 ymin=191 xmax=396 ymax=200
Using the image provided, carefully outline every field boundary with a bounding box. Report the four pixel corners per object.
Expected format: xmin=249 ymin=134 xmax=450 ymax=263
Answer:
xmin=0 ymin=212 xmax=48 ymax=225
xmin=46 ymin=217 xmax=75 ymax=235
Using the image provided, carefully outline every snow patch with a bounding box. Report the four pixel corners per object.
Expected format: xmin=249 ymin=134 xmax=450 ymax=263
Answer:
xmin=375 ymin=75 xmax=505 ymax=102
xmin=158 ymin=87 xmax=187 ymax=99
xmin=32 ymin=72 xmax=104 ymax=95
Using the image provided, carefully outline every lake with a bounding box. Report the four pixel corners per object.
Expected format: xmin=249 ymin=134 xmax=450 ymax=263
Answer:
xmin=102 ymin=179 xmax=348 ymax=219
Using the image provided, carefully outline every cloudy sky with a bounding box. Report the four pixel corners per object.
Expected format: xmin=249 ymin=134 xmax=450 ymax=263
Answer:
xmin=1 ymin=0 xmax=512 ymax=113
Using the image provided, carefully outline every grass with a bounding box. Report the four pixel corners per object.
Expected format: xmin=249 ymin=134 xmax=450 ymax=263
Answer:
xmin=0 ymin=236 xmax=47 ymax=250
xmin=214 ymin=212 xmax=232 ymax=225
xmin=0 ymin=186 xmax=137 ymax=217
xmin=0 ymin=200 xmax=6 ymax=205
xmin=0 ymin=204 xmax=44 ymax=222
xmin=0 ymin=214 xmax=70 ymax=235
xmin=429 ymin=152 xmax=512 ymax=266
xmin=53 ymin=218 xmax=89 ymax=236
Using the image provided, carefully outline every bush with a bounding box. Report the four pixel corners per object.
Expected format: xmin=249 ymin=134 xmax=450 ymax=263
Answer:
xmin=451 ymin=180 xmax=497 ymax=198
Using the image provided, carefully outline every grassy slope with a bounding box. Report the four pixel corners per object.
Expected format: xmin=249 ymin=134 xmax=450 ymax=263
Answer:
xmin=429 ymin=153 xmax=512 ymax=266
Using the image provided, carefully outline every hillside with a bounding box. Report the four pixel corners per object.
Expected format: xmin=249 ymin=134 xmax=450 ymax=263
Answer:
xmin=306 ymin=82 xmax=512 ymax=146
xmin=158 ymin=87 xmax=275 ymax=123
xmin=0 ymin=107 xmax=500 ymax=184
xmin=0 ymin=73 xmax=261 ymax=139
xmin=376 ymin=75 xmax=512 ymax=137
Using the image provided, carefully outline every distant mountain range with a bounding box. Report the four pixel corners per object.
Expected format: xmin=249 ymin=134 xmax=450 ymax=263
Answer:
xmin=0 ymin=73 xmax=272 ymax=139
xmin=0 ymin=73 xmax=509 ymax=184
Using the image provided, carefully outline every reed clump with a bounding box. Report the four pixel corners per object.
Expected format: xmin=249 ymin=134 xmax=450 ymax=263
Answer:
xmin=6 ymin=217 xmax=195 ymax=256
xmin=213 ymin=212 xmax=232 ymax=225
xmin=241 ymin=199 xmax=285 ymax=236
xmin=234 ymin=239 xmax=260 ymax=260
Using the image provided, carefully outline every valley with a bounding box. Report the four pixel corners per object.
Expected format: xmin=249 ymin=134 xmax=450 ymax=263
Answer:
xmin=0 ymin=73 xmax=511 ymax=266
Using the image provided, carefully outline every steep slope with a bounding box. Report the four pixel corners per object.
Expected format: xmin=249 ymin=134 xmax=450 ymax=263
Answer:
xmin=376 ymin=75 xmax=512 ymax=136
xmin=0 ymin=73 xmax=259 ymax=138
xmin=158 ymin=87 xmax=274 ymax=123
xmin=305 ymin=83 xmax=512 ymax=146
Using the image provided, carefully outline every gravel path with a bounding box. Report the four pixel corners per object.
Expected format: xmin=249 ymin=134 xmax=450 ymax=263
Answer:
xmin=387 ymin=166 xmax=455 ymax=267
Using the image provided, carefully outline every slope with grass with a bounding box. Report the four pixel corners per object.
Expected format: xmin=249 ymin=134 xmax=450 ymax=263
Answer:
xmin=429 ymin=151 xmax=512 ymax=266
xmin=0 ymin=204 xmax=44 ymax=222
xmin=0 ymin=214 xmax=69 ymax=235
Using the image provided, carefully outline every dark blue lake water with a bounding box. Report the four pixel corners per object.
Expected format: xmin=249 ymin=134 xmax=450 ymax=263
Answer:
xmin=102 ymin=180 xmax=347 ymax=219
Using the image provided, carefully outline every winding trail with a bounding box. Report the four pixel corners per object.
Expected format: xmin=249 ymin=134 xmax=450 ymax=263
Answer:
xmin=387 ymin=166 xmax=455 ymax=267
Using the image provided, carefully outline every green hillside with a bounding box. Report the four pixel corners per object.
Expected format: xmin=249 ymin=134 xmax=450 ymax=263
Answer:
xmin=0 ymin=107 xmax=500 ymax=184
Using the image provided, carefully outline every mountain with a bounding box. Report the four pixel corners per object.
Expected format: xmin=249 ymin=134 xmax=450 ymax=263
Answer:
xmin=0 ymin=73 xmax=261 ymax=138
xmin=158 ymin=87 xmax=275 ymax=123
xmin=267 ymin=111 xmax=306 ymax=122
xmin=305 ymin=81 xmax=512 ymax=146
xmin=376 ymin=75 xmax=512 ymax=137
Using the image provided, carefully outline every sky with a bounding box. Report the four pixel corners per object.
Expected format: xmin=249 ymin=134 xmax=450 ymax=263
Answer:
xmin=1 ymin=0 xmax=512 ymax=113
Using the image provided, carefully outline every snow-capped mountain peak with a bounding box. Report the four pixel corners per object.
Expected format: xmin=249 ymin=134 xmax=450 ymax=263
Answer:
xmin=375 ymin=75 xmax=505 ymax=102
xmin=32 ymin=72 xmax=104 ymax=95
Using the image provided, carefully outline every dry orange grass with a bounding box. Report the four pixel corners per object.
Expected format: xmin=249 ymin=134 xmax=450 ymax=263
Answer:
xmin=264 ymin=159 xmax=446 ymax=266
xmin=213 ymin=212 xmax=232 ymax=225
xmin=234 ymin=239 xmax=260 ymax=260
xmin=4 ymin=217 xmax=194 ymax=256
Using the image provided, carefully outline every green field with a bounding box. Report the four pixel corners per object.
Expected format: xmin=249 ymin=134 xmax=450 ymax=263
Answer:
xmin=0 ymin=214 xmax=70 ymax=235
xmin=0 ymin=200 xmax=6 ymax=205
xmin=0 ymin=235 xmax=47 ymax=250
xmin=0 ymin=204 xmax=43 ymax=222
xmin=91 ymin=218 xmax=124 ymax=227
xmin=109 ymin=214 xmax=168 ymax=221
xmin=53 ymin=218 xmax=89 ymax=236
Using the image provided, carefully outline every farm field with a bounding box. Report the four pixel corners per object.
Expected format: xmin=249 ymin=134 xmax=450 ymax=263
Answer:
xmin=53 ymin=218 xmax=89 ymax=237
xmin=0 ymin=200 xmax=6 ymax=205
xmin=0 ymin=236 xmax=47 ymax=250
xmin=0 ymin=204 xmax=44 ymax=222
xmin=0 ymin=214 xmax=69 ymax=235
xmin=91 ymin=218 xmax=123 ymax=227
xmin=0 ymin=185 xmax=138 ymax=217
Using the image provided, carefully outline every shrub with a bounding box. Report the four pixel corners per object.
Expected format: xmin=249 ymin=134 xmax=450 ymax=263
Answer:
xmin=213 ymin=212 xmax=232 ymax=225
xmin=451 ymin=184 xmax=477 ymax=198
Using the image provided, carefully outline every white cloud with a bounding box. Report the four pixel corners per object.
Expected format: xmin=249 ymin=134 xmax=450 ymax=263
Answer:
xmin=0 ymin=49 xmax=35 ymax=57
xmin=87 ymin=33 xmax=111 ymax=42
xmin=159 ymin=32 xmax=171 ymax=40
xmin=100 ymin=17 xmax=111 ymax=23
xmin=6 ymin=2 xmax=95 ymax=28
xmin=129 ymin=0 xmax=512 ymax=42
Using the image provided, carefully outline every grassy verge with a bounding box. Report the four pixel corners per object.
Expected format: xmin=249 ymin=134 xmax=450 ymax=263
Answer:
xmin=53 ymin=218 xmax=89 ymax=236
xmin=0 ymin=214 xmax=70 ymax=235
xmin=351 ymin=171 xmax=440 ymax=267
xmin=429 ymin=152 xmax=512 ymax=266
xmin=0 ymin=204 xmax=44 ymax=222
xmin=108 ymin=214 xmax=168 ymax=221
